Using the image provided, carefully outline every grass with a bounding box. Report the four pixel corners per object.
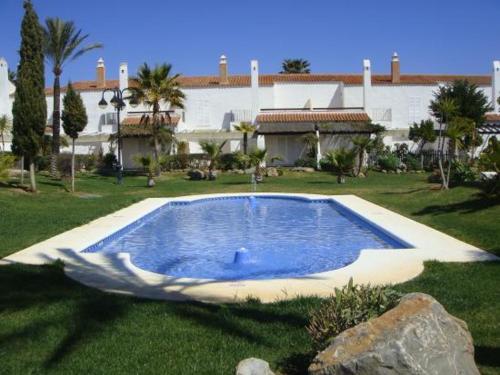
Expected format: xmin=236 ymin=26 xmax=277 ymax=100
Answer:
xmin=0 ymin=171 xmax=499 ymax=374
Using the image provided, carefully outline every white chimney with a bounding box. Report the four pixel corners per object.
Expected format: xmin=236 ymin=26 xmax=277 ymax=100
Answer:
xmin=119 ymin=62 xmax=128 ymax=91
xmin=0 ymin=57 xmax=10 ymax=117
xmin=251 ymin=59 xmax=259 ymax=122
xmin=363 ymin=59 xmax=372 ymax=115
xmin=493 ymin=60 xmax=500 ymax=113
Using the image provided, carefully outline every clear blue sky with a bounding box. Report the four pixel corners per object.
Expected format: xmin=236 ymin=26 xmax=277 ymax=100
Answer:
xmin=0 ymin=0 xmax=499 ymax=85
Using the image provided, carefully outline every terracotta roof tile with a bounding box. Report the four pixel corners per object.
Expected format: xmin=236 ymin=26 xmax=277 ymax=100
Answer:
xmin=45 ymin=74 xmax=491 ymax=94
xmin=485 ymin=113 xmax=500 ymax=122
xmin=256 ymin=111 xmax=370 ymax=123
xmin=122 ymin=115 xmax=180 ymax=126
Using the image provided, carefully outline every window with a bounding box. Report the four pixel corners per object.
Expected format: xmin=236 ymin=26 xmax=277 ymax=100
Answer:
xmin=105 ymin=112 xmax=117 ymax=125
xmin=408 ymin=97 xmax=422 ymax=124
xmin=371 ymin=108 xmax=392 ymax=122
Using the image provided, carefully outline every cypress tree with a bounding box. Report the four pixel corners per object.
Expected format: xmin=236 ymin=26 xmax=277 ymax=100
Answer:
xmin=61 ymin=82 xmax=87 ymax=192
xmin=11 ymin=0 xmax=46 ymax=192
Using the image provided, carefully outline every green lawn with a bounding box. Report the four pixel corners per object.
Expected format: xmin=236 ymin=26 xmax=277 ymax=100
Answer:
xmin=1 ymin=171 xmax=499 ymax=374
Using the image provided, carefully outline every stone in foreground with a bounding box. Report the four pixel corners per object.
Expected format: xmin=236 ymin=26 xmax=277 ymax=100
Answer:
xmin=236 ymin=358 xmax=275 ymax=375
xmin=308 ymin=293 xmax=479 ymax=375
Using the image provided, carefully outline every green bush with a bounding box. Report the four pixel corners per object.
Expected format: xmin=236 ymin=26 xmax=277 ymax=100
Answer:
xmin=0 ymin=153 xmax=16 ymax=180
xmin=219 ymin=152 xmax=247 ymax=170
xmin=35 ymin=155 xmax=51 ymax=171
xmin=57 ymin=153 xmax=74 ymax=177
xmin=377 ymin=154 xmax=400 ymax=171
xmin=307 ymin=278 xmax=400 ymax=350
xmin=294 ymin=157 xmax=317 ymax=169
xmin=405 ymin=154 xmax=421 ymax=171
xmin=451 ymin=161 xmax=477 ymax=185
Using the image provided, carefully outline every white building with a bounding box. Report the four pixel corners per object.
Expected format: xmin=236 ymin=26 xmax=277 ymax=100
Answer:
xmin=0 ymin=54 xmax=499 ymax=168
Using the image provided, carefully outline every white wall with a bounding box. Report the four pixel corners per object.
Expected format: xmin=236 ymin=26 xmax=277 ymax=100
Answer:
xmin=272 ymin=82 xmax=343 ymax=108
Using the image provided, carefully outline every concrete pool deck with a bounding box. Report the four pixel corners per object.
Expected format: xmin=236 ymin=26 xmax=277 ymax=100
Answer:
xmin=1 ymin=193 xmax=497 ymax=303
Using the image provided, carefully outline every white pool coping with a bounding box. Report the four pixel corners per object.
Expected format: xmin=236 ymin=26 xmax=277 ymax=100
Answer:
xmin=1 ymin=193 xmax=497 ymax=303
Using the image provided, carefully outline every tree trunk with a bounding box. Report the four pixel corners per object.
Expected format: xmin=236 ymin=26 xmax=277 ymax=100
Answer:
xmin=50 ymin=74 xmax=61 ymax=178
xmin=29 ymin=158 xmax=36 ymax=192
xmin=438 ymin=158 xmax=448 ymax=190
xmin=71 ymin=138 xmax=75 ymax=193
xmin=153 ymin=134 xmax=161 ymax=177
xmin=20 ymin=156 xmax=24 ymax=185
xmin=356 ymin=150 xmax=364 ymax=177
xmin=1 ymin=132 xmax=4 ymax=151
xmin=243 ymin=133 xmax=248 ymax=154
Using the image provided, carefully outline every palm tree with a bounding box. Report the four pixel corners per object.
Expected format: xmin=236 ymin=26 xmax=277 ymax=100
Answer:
xmin=43 ymin=18 xmax=102 ymax=177
xmin=0 ymin=115 xmax=10 ymax=151
xmin=199 ymin=140 xmax=226 ymax=180
xmin=248 ymin=148 xmax=270 ymax=182
xmin=129 ymin=63 xmax=185 ymax=176
xmin=133 ymin=154 xmax=156 ymax=187
xmin=352 ymin=135 xmax=373 ymax=177
xmin=280 ymin=59 xmax=311 ymax=74
xmin=301 ymin=133 xmax=319 ymax=159
xmin=324 ymin=148 xmax=357 ymax=184
xmin=233 ymin=122 xmax=255 ymax=154
xmin=409 ymin=119 xmax=437 ymax=153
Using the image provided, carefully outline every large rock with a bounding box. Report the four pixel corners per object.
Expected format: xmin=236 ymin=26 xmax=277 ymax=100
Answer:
xmin=236 ymin=358 xmax=275 ymax=375
xmin=308 ymin=293 xmax=479 ymax=375
xmin=266 ymin=167 xmax=279 ymax=177
xmin=187 ymin=169 xmax=205 ymax=180
xmin=291 ymin=167 xmax=315 ymax=173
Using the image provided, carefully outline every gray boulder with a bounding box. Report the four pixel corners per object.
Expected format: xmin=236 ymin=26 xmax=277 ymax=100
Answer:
xmin=309 ymin=293 xmax=479 ymax=375
xmin=187 ymin=169 xmax=205 ymax=180
xmin=266 ymin=167 xmax=279 ymax=177
xmin=291 ymin=167 xmax=315 ymax=173
xmin=236 ymin=358 xmax=274 ymax=375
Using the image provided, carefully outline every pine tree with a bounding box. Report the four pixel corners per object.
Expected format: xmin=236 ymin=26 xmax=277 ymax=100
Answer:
xmin=11 ymin=0 xmax=46 ymax=192
xmin=61 ymin=82 xmax=87 ymax=192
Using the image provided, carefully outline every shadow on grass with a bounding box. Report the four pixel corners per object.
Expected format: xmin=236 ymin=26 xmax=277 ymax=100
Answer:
xmin=414 ymin=195 xmax=499 ymax=215
xmin=0 ymin=261 xmax=314 ymax=370
xmin=475 ymin=346 xmax=500 ymax=368
xmin=277 ymin=351 xmax=316 ymax=375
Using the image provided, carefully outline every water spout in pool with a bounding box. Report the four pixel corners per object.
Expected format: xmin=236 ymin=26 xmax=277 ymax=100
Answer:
xmin=251 ymin=173 xmax=257 ymax=193
xmin=233 ymin=247 xmax=251 ymax=265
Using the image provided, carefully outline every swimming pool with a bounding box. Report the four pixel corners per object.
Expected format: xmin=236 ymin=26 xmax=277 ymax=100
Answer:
xmin=84 ymin=195 xmax=409 ymax=280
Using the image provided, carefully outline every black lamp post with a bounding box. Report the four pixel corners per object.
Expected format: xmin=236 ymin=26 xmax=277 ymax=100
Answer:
xmin=98 ymin=87 xmax=138 ymax=184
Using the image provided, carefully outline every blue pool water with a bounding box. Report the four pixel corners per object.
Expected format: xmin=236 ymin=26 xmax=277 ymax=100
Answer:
xmin=85 ymin=196 xmax=408 ymax=280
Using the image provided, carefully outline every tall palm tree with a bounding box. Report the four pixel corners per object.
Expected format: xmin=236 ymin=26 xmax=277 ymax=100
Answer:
xmin=233 ymin=122 xmax=255 ymax=154
xmin=199 ymin=140 xmax=226 ymax=180
xmin=43 ymin=18 xmax=102 ymax=176
xmin=280 ymin=59 xmax=311 ymax=74
xmin=352 ymin=135 xmax=373 ymax=176
xmin=129 ymin=63 xmax=185 ymax=176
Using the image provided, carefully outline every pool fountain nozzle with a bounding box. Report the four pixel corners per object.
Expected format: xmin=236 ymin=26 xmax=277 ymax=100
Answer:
xmin=233 ymin=247 xmax=251 ymax=265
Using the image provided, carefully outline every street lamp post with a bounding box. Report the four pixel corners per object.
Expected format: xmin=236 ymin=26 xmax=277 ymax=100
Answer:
xmin=98 ymin=87 xmax=138 ymax=184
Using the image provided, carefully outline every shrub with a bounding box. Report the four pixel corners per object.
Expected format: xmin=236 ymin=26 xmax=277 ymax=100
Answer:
xmin=405 ymin=154 xmax=421 ymax=171
xmin=219 ymin=152 xmax=247 ymax=170
xmin=35 ymin=155 xmax=51 ymax=171
xmin=451 ymin=161 xmax=477 ymax=185
xmin=307 ymin=278 xmax=400 ymax=351
xmin=377 ymin=153 xmax=400 ymax=171
xmin=77 ymin=154 xmax=97 ymax=171
xmin=57 ymin=153 xmax=74 ymax=177
xmin=294 ymin=157 xmax=317 ymax=169
xmin=0 ymin=153 xmax=15 ymax=180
